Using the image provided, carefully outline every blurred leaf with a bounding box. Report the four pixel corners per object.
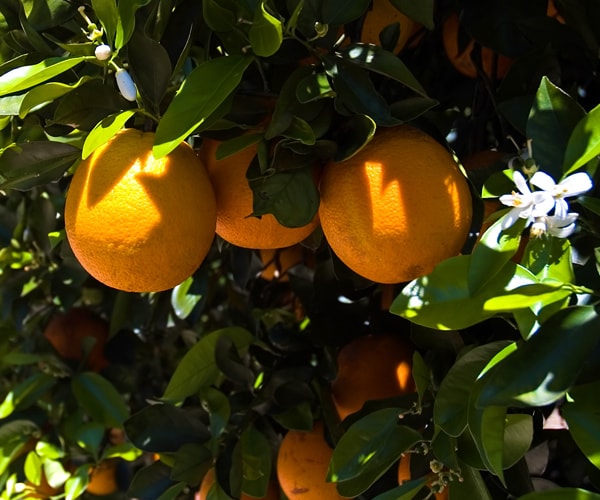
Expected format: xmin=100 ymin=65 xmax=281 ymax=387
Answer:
xmin=199 ymin=387 xmax=231 ymax=440
xmin=562 ymin=381 xmax=600 ymax=470
xmin=82 ymin=109 xmax=137 ymax=159
xmin=154 ymin=55 xmax=253 ymax=158
xmin=0 ymin=141 xmax=79 ymax=190
xmin=520 ymin=490 xmax=600 ymax=499
xmin=170 ymin=443 xmax=212 ymax=484
xmin=0 ymin=76 xmax=96 ymax=118
xmin=43 ymin=459 xmax=70 ymax=489
xmin=434 ymin=341 xmax=512 ymax=437
xmin=163 ymin=327 xmax=254 ymax=402
xmin=339 ymin=43 xmax=427 ymax=97
xmin=127 ymin=461 xmax=178 ymax=499
xmin=563 ymin=101 xmax=600 ymax=176
xmin=0 ymin=56 xmax=89 ymax=97
xmin=35 ymin=441 xmax=64 ymax=460
xmin=124 ymin=404 xmax=210 ymax=452
xmin=0 ymin=372 xmax=55 ymax=418
xmin=0 ymin=420 xmax=39 ymax=476
xmin=65 ymin=465 xmax=89 ymax=500
xmin=71 ymin=372 xmax=129 ymax=427
xmin=390 ymin=96 xmax=438 ymax=122
xmin=476 ymin=306 xmax=600 ymax=408
xmin=321 ymin=0 xmax=369 ymax=24
xmin=237 ymin=425 xmax=272 ymax=498
xmin=296 ymin=72 xmax=335 ymax=103
xmin=171 ymin=276 xmax=202 ymax=320
xmin=249 ymin=2 xmax=283 ymax=57
xmin=73 ymin=422 xmax=104 ymax=459
xmin=203 ymin=0 xmax=237 ymax=32
xmin=214 ymin=334 xmax=254 ymax=385
xmin=411 ymin=351 xmax=429 ymax=405
xmin=390 ymin=0 xmax=434 ymax=30
xmin=372 ymin=478 xmax=427 ymax=500
xmin=127 ymin=27 xmax=172 ymax=114
xmin=578 ymin=195 xmax=600 ymax=216
xmin=526 ymin=76 xmax=585 ymax=180
xmin=24 ymin=450 xmax=42 ymax=485
xmin=329 ymin=408 xmax=422 ymax=495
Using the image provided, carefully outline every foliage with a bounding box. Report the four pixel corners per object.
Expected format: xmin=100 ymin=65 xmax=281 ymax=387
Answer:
xmin=0 ymin=0 xmax=600 ymax=499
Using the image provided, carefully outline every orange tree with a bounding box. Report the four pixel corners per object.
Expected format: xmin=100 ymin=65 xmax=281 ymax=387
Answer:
xmin=1 ymin=1 xmax=600 ymax=499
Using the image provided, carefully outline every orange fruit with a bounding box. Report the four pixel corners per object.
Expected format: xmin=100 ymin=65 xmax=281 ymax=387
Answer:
xmin=26 ymin=468 xmax=64 ymax=499
xmin=442 ymin=13 xmax=512 ymax=79
xmin=397 ymin=454 xmax=448 ymax=500
xmin=200 ymin=139 xmax=319 ymax=249
xmin=547 ymin=0 xmax=565 ymax=23
xmin=319 ymin=125 xmax=473 ymax=284
xmin=196 ymin=468 xmax=280 ymax=500
xmin=331 ymin=333 xmax=415 ymax=421
xmin=259 ymin=244 xmax=304 ymax=281
xmin=86 ymin=459 xmax=119 ymax=496
xmin=277 ymin=421 xmax=343 ymax=500
xmin=64 ymin=128 xmax=217 ymax=292
xmin=361 ymin=0 xmax=420 ymax=54
xmin=43 ymin=307 xmax=109 ymax=372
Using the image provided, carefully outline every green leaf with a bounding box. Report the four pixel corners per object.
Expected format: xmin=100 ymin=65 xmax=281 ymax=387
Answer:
xmin=321 ymin=0 xmax=370 ymax=24
xmin=215 ymin=133 xmax=263 ymax=160
xmin=0 ymin=76 xmax=96 ymax=118
xmin=82 ymin=109 xmax=137 ymax=159
xmin=526 ymin=76 xmax=585 ymax=180
xmin=562 ymin=381 xmax=600 ymax=469
xmin=476 ymin=306 xmax=600 ymax=408
xmin=434 ymin=342 xmax=512 ymax=437
xmin=372 ymin=478 xmax=428 ymax=500
xmin=154 ymin=55 xmax=253 ymax=158
xmin=0 ymin=141 xmax=80 ymax=190
xmin=329 ymin=408 xmax=422 ymax=496
xmin=296 ymin=72 xmax=336 ymax=103
xmin=563 ymin=101 xmax=600 ymax=176
xmin=124 ymin=404 xmax=211 ymax=453
xmin=199 ymin=387 xmax=231 ymax=440
xmin=171 ymin=276 xmax=202 ymax=320
xmin=162 ymin=327 xmax=254 ymax=402
xmin=202 ymin=0 xmax=238 ymax=32
xmin=237 ymin=426 xmax=272 ymax=498
xmin=502 ymin=414 xmax=534 ymax=469
xmin=127 ymin=461 xmax=178 ymax=499
xmin=249 ymin=2 xmax=283 ymax=57
xmin=0 ymin=420 xmax=40 ymax=476
xmin=483 ymin=282 xmax=570 ymax=312
xmin=447 ymin=460 xmax=492 ymax=500
xmin=115 ymin=0 xmax=151 ymax=49
xmin=65 ymin=465 xmax=89 ymax=500
xmin=170 ymin=443 xmax=212 ymax=484
xmin=339 ymin=43 xmax=427 ymax=97
xmin=91 ymin=0 xmax=119 ymax=47
xmin=0 ymin=372 xmax=55 ymax=418
xmin=467 ymin=406 xmax=506 ymax=483
xmin=0 ymin=56 xmax=89 ymax=97
xmin=411 ymin=351 xmax=429 ymax=405
xmin=71 ymin=372 xmax=129 ymax=427
xmin=520 ymin=490 xmax=600 ymax=500
xmin=390 ymin=0 xmax=434 ymax=30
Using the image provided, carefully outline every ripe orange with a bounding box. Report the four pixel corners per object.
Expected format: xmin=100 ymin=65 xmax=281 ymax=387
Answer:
xmin=331 ymin=333 xmax=415 ymax=421
xmin=200 ymin=139 xmax=319 ymax=249
xmin=26 ymin=468 xmax=64 ymax=499
xmin=547 ymin=0 xmax=565 ymax=23
xmin=319 ymin=125 xmax=472 ymax=284
xmin=196 ymin=468 xmax=280 ymax=500
xmin=277 ymin=421 xmax=343 ymax=500
xmin=65 ymin=128 xmax=217 ymax=293
xmin=397 ymin=454 xmax=448 ymax=500
xmin=361 ymin=0 xmax=420 ymax=54
xmin=86 ymin=459 xmax=119 ymax=496
xmin=43 ymin=307 xmax=109 ymax=372
xmin=442 ymin=13 xmax=512 ymax=79
xmin=259 ymin=244 xmax=304 ymax=281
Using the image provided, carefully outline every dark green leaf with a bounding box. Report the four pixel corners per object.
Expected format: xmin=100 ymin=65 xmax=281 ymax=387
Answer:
xmin=0 ymin=56 xmax=89 ymax=97
xmin=170 ymin=443 xmax=212 ymax=484
xmin=215 ymin=134 xmax=263 ymax=160
xmin=527 ymin=76 xmax=585 ymax=180
xmin=0 ymin=372 xmax=55 ymax=418
xmin=520 ymin=490 xmax=600 ymax=500
xmin=163 ymin=327 xmax=254 ymax=402
xmin=0 ymin=141 xmax=79 ymax=190
xmin=71 ymin=372 xmax=129 ymax=427
xmin=115 ymin=0 xmax=151 ymax=49
xmin=321 ymin=0 xmax=370 ymax=24
xmin=330 ymin=114 xmax=375 ymax=162
xmin=154 ymin=55 xmax=253 ymax=158
xmin=249 ymin=2 xmax=283 ymax=57
xmin=467 ymin=406 xmax=506 ymax=482
xmin=237 ymin=426 xmax=272 ymax=497
xmin=434 ymin=342 xmax=512 ymax=437
xmin=447 ymin=460 xmax=492 ymax=500
xmin=296 ymin=72 xmax=335 ymax=103
xmin=390 ymin=96 xmax=438 ymax=122
xmin=372 ymin=478 xmax=427 ymax=500
xmin=199 ymin=387 xmax=230 ymax=439
xmin=202 ymin=0 xmax=238 ymax=32
xmin=476 ymin=306 xmax=600 ymax=408
xmin=124 ymin=404 xmax=210 ymax=452
xmin=127 ymin=461 xmax=178 ymax=500
xmin=390 ymin=0 xmax=434 ymax=30
xmin=563 ymin=101 xmax=600 ymax=176
xmin=0 ymin=420 xmax=40 ymax=476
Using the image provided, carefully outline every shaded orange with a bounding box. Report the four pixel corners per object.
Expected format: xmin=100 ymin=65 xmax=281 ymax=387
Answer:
xmin=196 ymin=468 xmax=280 ymax=500
xmin=26 ymin=469 xmax=63 ymax=499
xmin=86 ymin=459 xmax=119 ymax=496
xmin=361 ymin=0 xmax=420 ymax=54
xmin=442 ymin=13 xmax=512 ymax=79
xmin=259 ymin=245 xmax=304 ymax=281
xmin=547 ymin=0 xmax=565 ymax=23
xmin=200 ymin=139 xmax=320 ymax=249
xmin=319 ymin=125 xmax=473 ymax=284
xmin=397 ymin=454 xmax=448 ymax=500
xmin=277 ymin=421 xmax=343 ymax=500
xmin=462 ymin=149 xmax=506 ymax=172
xmin=65 ymin=128 xmax=217 ymax=292
xmin=331 ymin=333 xmax=415 ymax=420
xmin=44 ymin=307 xmax=108 ymax=372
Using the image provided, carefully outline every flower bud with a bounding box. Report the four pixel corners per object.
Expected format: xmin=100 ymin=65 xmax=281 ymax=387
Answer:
xmin=115 ymin=68 xmax=137 ymax=102
xmin=94 ymin=44 xmax=112 ymax=61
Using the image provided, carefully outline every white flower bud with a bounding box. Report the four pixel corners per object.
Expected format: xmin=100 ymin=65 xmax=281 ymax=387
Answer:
xmin=95 ymin=44 xmax=112 ymax=61
xmin=115 ymin=68 xmax=137 ymax=102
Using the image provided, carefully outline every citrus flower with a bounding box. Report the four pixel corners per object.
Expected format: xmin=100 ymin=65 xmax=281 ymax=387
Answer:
xmin=530 ymin=213 xmax=579 ymax=238
xmin=115 ymin=68 xmax=137 ymax=102
xmin=499 ymin=171 xmax=554 ymax=229
xmin=94 ymin=44 xmax=112 ymax=61
xmin=529 ymin=171 xmax=593 ymax=217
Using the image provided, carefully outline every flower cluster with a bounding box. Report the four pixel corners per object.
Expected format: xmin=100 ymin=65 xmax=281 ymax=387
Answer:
xmin=499 ymin=170 xmax=593 ymax=238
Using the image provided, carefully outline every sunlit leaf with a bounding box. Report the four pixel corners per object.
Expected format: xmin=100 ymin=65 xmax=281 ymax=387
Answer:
xmin=249 ymin=2 xmax=283 ymax=57
xmin=563 ymin=101 xmax=600 ymax=176
xmin=82 ymin=109 xmax=137 ymax=159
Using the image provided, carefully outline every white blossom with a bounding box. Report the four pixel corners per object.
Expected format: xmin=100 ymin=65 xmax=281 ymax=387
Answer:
xmin=530 ymin=171 xmax=593 ymax=217
xmin=498 ymin=171 xmax=554 ymax=229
